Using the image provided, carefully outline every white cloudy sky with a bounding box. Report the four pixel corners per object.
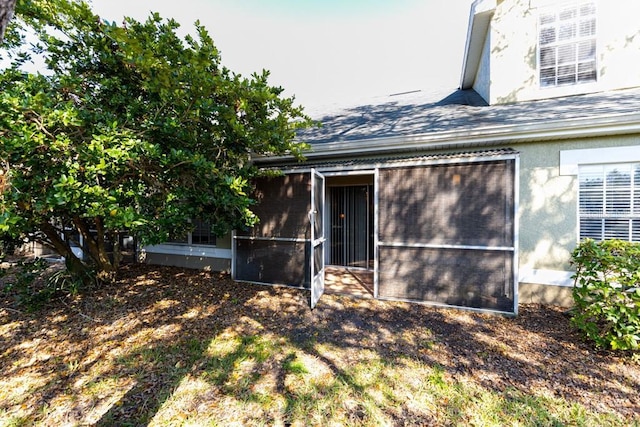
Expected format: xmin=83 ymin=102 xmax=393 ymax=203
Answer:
xmin=89 ymin=0 xmax=473 ymax=110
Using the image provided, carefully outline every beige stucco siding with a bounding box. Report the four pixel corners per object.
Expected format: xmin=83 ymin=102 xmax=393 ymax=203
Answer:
xmin=473 ymin=29 xmax=492 ymax=103
xmin=488 ymin=0 xmax=640 ymax=104
xmin=519 ymin=282 xmax=573 ymax=306
xmin=516 ymin=135 xmax=639 ymax=274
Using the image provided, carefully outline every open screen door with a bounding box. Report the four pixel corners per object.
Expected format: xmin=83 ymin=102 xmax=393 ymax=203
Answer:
xmin=310 ymin=169 xmax=326 ymax=309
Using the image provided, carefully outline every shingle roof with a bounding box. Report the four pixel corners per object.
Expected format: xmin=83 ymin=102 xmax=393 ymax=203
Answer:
xmin=297 ymin=87 xmax=640 ymax=145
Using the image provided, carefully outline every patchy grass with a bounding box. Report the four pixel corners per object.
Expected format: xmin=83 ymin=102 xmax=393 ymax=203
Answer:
xmin=1 ymin=264 xmax=638 ymax=426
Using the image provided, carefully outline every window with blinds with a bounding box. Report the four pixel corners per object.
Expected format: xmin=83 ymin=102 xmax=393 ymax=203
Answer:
xmin=539 ymin=1 xmax=597 ymax=87
xmin=578 ymin=163 xmax=640 ymax=242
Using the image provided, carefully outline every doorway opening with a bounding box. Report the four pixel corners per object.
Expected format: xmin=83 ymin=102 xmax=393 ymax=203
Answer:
xmin=324 ymin=174 xmax=375 ymax=297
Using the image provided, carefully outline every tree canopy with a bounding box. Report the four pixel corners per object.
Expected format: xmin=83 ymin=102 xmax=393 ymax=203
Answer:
xmin=0 ymin=0 xmax=311 ymax=282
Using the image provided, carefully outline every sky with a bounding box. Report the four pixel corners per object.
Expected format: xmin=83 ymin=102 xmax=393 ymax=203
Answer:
xmin=89 ymin=0 xmax=473 ymax=111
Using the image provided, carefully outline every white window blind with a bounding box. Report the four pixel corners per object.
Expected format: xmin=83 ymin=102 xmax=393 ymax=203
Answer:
xmin=539 ymin=1 xmax=597 ymax=87
xmin=578 ymin=163 xmax=640 ymax=242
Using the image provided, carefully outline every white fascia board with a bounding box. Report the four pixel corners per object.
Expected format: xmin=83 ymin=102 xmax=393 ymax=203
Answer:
xmin=287 ymin=112 xmax=640 ymax=161
xmin=460 ymin=0 xmax=496 ymax=89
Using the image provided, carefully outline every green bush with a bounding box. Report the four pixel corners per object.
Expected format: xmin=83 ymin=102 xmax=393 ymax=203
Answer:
xmin=570 ymin=239 xmax=640 ymax=351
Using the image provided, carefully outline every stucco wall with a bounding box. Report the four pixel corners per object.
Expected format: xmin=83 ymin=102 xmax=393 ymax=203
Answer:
xmin=141 ymin=232 xmax=232 ymax=271
xmin=473 ymin=29 xmax=492 ymax=103
xmin=519 ymin=282 xmax=573 ymax=306
xmin=143 ymin=252 xmax=231 ymax=272
xmin=488 ymin=0 xmax=640 ymax=104
xmin=516 ymin=135 xmax=639 ymax=287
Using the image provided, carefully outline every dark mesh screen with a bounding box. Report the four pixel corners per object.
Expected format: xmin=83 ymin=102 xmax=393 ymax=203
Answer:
xmin=379 ymin=161 xmax=514 ymax=247
xmin=237 ymin=173 xmax=311 ymax=239
xmin=235 ymin=172 xmax=312 ymax=287
xmin=235 ymin=239 xmax=309 ymax=287
xmin=313 ymin=172 xmax=323 ymax=240
xmin=313 ymin=242 xmax=323 ymax=275
xmin=378 ymin=247 xmax=514 ymax=311
xmin=377 ymin=159 xmax=516 ymax=312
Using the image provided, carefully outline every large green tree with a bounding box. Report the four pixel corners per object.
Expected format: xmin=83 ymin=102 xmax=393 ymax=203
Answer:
xmin=0 ymin=0 xmax=311 ymax=282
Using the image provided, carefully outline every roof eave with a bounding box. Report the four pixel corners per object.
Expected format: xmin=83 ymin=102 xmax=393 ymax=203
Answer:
xmin=460 ymin=0 xmax=496 ymax=90
xmin=255 ymin=112 xmax=640 ymax=164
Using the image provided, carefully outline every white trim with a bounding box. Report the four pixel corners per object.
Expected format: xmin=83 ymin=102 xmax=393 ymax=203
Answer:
xmin=320 ymin=169 xmax=376 ymax=177
xmin=519 ymin=268 xmax=574 ymax=287
xmin=460 ymin=0 xmax=496 ymax=89
xmin=377 ymin=295 xmax=516 ymax=317
xmin=373 ymin=167 xmax=380 ymax=299
xmin=231 ymin=230 xmax=237 ymax=279
xmin=378 ymin=241 xmax=514 ymax=252
xmin=142 ymin=244 xmax=231 ymax=259
xmin=513 ymin=156 xmax=520 ymax=314
xmin=234 ymin=236 xmax=309 ymax=243
xmin=560 ymin=144 xmax=640 ymax=175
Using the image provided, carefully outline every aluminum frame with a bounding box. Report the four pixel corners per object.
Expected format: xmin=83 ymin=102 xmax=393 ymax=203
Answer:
xmin=235 ymin=151 xmax=519 ymax=315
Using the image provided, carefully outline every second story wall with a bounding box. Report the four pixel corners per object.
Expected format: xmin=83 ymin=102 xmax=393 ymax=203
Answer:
xmin=477 ymin=0 xmax=640 ymax=104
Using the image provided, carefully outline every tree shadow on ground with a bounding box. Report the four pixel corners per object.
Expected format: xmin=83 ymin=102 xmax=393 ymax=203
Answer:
xmin=1 ymin=264 xmax=638 ymax=425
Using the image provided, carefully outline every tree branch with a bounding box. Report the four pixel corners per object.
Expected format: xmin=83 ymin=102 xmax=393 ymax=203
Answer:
xmin=0 ymin=0 xmax=17 ymax=44
xmin=25 ymin=110 xmax=57 ymax=142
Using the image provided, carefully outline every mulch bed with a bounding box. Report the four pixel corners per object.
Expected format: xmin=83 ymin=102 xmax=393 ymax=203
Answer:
xmin=1 ymin=263 xmax=639 ymax=423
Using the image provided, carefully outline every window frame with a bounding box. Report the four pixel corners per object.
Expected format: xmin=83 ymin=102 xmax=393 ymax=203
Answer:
xmin=168 ymin=218 xmax=217 ymax=247
xmin=538 ymin=1 xmax=597 ymax=88
xmin=578 ymin=162 xmax=640 ymax=242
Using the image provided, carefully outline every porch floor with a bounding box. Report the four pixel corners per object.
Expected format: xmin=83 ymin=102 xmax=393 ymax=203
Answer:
xmin=324 ymin=266 xmax=374 ymax=298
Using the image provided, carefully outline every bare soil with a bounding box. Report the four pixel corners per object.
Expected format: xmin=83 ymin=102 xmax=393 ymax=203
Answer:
xmin=1 ymin=263 xmax=639 ymax=425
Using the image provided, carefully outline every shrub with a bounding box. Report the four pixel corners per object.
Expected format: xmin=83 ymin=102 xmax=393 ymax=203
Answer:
xmin=570 ymin=239 xmax=640 ymax=351
xmin=1 ymin=258 xmax=87 ymax=311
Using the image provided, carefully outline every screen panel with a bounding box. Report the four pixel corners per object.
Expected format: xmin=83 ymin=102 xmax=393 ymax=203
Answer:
xmin=378 ymin=246 xmax=514 ymax=312
xmin=237 ymin=173 xmax=311 ymax=240
xmin=235 ymin=239 xmax=309 ymax=287
xmin=234 ymin=172 xmax=312 ymax=288
xmin=377 ymin=158 xmax=517 ymax=313
xmin=378 ymin=161 xmax=514 ymax=247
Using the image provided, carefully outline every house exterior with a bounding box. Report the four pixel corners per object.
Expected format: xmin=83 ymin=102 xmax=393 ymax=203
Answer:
xmin=143 ymin=0 xmax=640 ymax=314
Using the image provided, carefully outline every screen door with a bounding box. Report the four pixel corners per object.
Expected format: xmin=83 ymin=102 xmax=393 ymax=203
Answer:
xmin=233 ymin=173 xmax=311 ymax=287
xmin=310 ymin=169 xmax=326 ymax=308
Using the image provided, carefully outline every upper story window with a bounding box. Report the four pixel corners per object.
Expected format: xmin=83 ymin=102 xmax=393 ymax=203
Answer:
xmin=169 ymin=219 xmax=217 ymax=246
xmin=539 ymin=1 xmax=597 ymax=87
xmin=578 ymin=163 xmax=640 ymax=242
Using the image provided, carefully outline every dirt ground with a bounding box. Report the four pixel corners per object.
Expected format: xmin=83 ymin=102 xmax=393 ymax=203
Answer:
xmin=1 ymin=263 xmax=639 ymax=425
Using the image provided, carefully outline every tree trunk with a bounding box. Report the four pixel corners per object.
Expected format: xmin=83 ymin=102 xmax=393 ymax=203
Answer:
xmin=110 ymin=232 xmax=122 ymax=270
xmin=0 ymin=0 xmax=17 ymax=43
xmin=40 ymin=221 xmax=95 ymax=286
xmin=72 ymin=216 xmax=116 ymax=282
